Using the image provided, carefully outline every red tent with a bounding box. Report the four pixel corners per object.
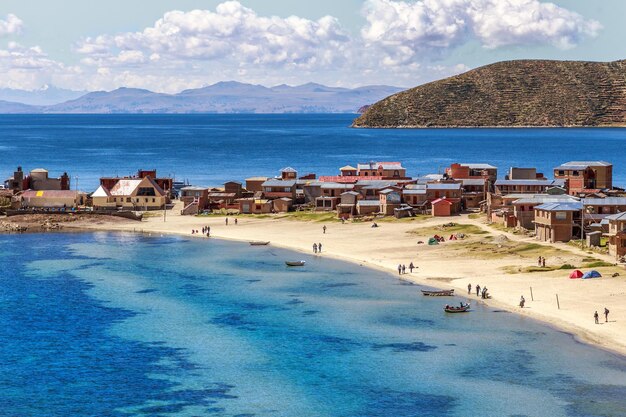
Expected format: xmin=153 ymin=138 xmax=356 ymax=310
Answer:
xmin=569 ymin=269 xmax=584 ymax=279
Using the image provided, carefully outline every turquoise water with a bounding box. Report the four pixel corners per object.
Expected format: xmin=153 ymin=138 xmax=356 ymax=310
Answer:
xmin=1 ymin=232 xmax=626 ymax=416
xmin=1 ymin=114 xmax=626 ymax=190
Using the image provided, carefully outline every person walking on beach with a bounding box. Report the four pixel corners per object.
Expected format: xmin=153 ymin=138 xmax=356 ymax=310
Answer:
xmin=313 ymin=243 xmax=318 ymax=254
xmin=234 ymin=218 xmax=238 ymax=225
xmin=538 ymin=256 xmax=542 ymax=266
xmin=519 ymin=295 xmax=525 ymax=308
xmin=604 ymin=307 xmax=610 ymax=322
xmin=594 ymin=311 xmax=599 ymax=324
xmin=398 ymin=264 xmax=402 ymax=275
xmin=402 ymin=265 xmax=406 ymax=274
xmin=225 ymin=218 xmax=229 ymax=226
xmin=318 ymin=243 xmax=322 ymax=253
xmin=323 ymin=225 xmax=327 ymax=234
xmin=468 ymin=283 xmax=472 ymax=294
xmin=207 ymin=226 xmax=211 ymax=235
xmin=542 ymin=257 xmax=546 ymax=268
xmin=476 ymin=284 xmax=481 ymax=297
xmin=409 ymin=262 xmax=414 ymax=273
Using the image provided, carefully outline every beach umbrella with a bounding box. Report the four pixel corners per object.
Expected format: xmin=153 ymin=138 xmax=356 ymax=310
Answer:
xmin=582 ymin=270 xmax=602 ymax=279
xmin=569 ymin=269 xmax=584 ymax=279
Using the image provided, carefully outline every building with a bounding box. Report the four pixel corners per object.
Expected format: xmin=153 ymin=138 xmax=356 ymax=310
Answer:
xmin=100 ymin=169 xmax=173 ymax=198
xmin=510 ymin=195 xmax=580 ymax=229
xmin=606 ymin=212 xmax=626 ymax=259
xmin=426 ymin=183 xmax=462 ymax=213
xmin=92 ymin=177 xmax=167 ymax=210
xmin=5 ymin=167 xmax=70 ymax=192
xmin=379 ymin=188 xmax=402 ymax=215
xmin=534 ymin=202 xmax=582 ymax=243
xmin=553 ymin=161 xmax=613 ymax=195
xmin=337 ymin=191 xmax=360 ymax=218
xmin=494 ymin=179 xmax=565 ymax=195
xmin=280 ymin=167 xmax=298 ymax=180
xmin=507 ymin=167 xmax=544 ymax=180
xmin=245 ymin=177 xmax=268 ymax=193
xmin=273 ymin=197 xmax=293 ymax=213
xmin=16 ymin=190 xmax=84 ymax=209
xmin=459 ymin=179 xmax=487 ymax=208
xmin=316 ymin=183 xmax=355 ymax=211
xmin=446 ymin=163 xmax=497 ymax=186
xmin=261 ymin=179 xmax=297 ymax=199
xmin=339 ymin=165 xmax=358 ymax=177
xmin=356 ymin=199 xmax=380 ymax=215
xmin=238 ymin=198 xmax=272 ymax=214
xmin=582 ymin=198 xmax=626 ymax=223
xmin=357 ymin=162 xmax=407 ymax=179
xmin=180 ymin=186 xmax=209 ymax=215
xmin=432 ymin=198 xmax=454 ymax=217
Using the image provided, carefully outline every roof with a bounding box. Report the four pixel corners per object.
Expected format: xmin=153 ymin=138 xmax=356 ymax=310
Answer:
xmin=278 ymin=197 xmax=293 ymax=202
xmin=262 ymin=179 xmax=297 ymax=187
xmin=427 ymin=183 xmax=461 ymax=190
xmin=339 ymin=165 xmax=357 ymax=171
xmin=22 ymin=190 xmax=78 ymax=198
xmin=535 ymin=202 xmax=583 ymax=211
xmin=432 ymin=198 xmax=453 ymax=205
xmin=495 ymin=179 xmax=565 ymax=186
xmin=461 ymin=179 xmax=486 ymax=186
xmin=30 ymin=168 xmax=48 ymax=173
xmin=357 ymin=200 xmax=381 ymax=206
xmin=380 ymin=189 xmax=400 ymax=195
xmin=319 ymin=175 xmax=384 ymax=183
xmin=605 ymin=212 xmax=626 ymax=221
xmin=402 ymin=189 xmax=426 ymax=195
xmin=459 ymin=163 xmax=497 ymax=169
xmin=246 ymin=176 xmax=269 ymax=181
xmin=208 ymin=192 xmax=237 ymax=198
xmin=180 ymin=186 xmax=208 ymax=192
xmin=556 ymin=161 xmax=612 ymax=170
xmin=280 ymin=167 xmax=297 ymax=173
xmin=583 ymin=197 xmax=626 ymax=206
xmin=109 ymin=179 xmax=143 ymax=196
xmin=320 ymin=183 xmax=355 ymax=190
xmin=404 ymin=184 xmax=427 ymax=190
xmin=341 ymin=191 xmax=360 ymax=196
xmin=92 ymin=185 xmax=111 ymax=197
xmin=357 ymin=161 xmax=404 ymax=170
xmin=512 ymin=195 xmax=579 ymax=205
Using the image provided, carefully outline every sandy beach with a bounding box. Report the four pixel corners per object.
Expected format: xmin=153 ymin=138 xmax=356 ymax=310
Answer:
xmin=47 ymin=205 xmax=626 ymax=357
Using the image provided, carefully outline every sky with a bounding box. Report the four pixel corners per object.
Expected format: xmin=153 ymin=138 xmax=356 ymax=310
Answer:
xmin=0 ymin=0 xmax=624 ymax=93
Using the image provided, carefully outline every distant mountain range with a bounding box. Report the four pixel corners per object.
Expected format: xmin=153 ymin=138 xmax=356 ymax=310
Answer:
xmin=0 ymin=82 xmax=403 ymax=114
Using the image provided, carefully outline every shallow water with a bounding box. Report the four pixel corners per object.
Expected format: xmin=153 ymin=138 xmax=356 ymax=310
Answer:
xmin=1 ymin=232 xmax=626 ymax=416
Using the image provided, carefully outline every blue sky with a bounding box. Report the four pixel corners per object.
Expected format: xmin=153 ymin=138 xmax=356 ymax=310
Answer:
xmin=0 ymin=0 xmax=623 ymax=92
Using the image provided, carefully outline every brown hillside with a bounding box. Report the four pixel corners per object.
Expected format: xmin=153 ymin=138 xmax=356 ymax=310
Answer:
xmin=352 ymin=59 xmax=626 ymax=128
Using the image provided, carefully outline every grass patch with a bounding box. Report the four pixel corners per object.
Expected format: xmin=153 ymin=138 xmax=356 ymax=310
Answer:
xmin=468 ymin=213 xmax=483 ymax=220
xmin=407 ymin=223 xmax=490 ymax=237
xmin=559 ymin=264 xmax=576 ymax=270
xmin=583 ymin=261 xmax=614 ymax=268
xmin=454 ymin=238 xmax=569 ymax=261
xmin=276 ymin=211 xmax=339 ymax=223
xmin=375 ymin=214 xmax=430 ymax=223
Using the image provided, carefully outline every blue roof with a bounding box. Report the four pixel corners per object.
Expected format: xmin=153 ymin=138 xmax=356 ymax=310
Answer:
xmin=535 ymin=202 xmax=582 ymax=211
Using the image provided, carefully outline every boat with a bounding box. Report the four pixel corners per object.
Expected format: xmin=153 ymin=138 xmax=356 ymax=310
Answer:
xmin=421 ymin=289 xmax=454 ymax=296
xmin=250 ymin=241 xmax=270 ymax=246
xmin=285 ymin=261 xmax=306 ymax=267
xmin=444 ymin=303 xmax=470 ymax=313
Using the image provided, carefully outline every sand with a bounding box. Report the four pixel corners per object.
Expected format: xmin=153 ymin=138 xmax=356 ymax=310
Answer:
xmin=60 ymin=204 xmax=626 ymax=357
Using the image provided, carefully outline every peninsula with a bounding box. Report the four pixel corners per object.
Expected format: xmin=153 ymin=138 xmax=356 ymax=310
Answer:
xmin=352 ymin=59 xmax=626 ymax=128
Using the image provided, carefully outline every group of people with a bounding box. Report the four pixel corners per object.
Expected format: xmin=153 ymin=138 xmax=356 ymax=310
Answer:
xmin=537 ymin=256 xmax=546 ymax=267
xmin=192 ymin=226 xmax=211 ymax=237
xmin=224 ymin=217 xmax=237 ymax=225
xmin=468 ymin=283 xmax=489 ymax=299
xmin=594 ymin=308 xmax=610 ymax=324
xmin=313 ymin=242 xmax=323 ymax=253
xmin=397 ymin=262 xmax=416 ymax=275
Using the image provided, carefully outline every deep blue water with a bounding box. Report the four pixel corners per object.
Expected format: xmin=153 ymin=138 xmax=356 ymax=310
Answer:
xmin=1 ymin=114 xmax=626 ymax=190
xmin=1 ymin=232 xmax=626 ymax=416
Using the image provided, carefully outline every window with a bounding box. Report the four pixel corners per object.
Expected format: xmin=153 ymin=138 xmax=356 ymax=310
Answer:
xmin=152 ymin=198 xmax=155 ymax=203
xmin=137 ymin=187 xmax=156 ymax=196
xmin=558 ymin=170 xmax=565 ymax=176
xmin=572 ymin=171 xmax=579 ymax=176
xmin=555 ymin=212 xmax=567 ymax=220
xmin=393 ymin=170 xmax=399 ymax=177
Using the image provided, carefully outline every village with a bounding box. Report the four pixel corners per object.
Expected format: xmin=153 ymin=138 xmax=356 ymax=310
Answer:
xmin=2 ymin=160 xmax=626 ymax=261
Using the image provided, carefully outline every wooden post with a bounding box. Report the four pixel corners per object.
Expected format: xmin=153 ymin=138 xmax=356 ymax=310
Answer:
xmin=530 ymin=286 xmax=534 ymax=301
xmin=556 ymin=294 xmax=560 ymax=310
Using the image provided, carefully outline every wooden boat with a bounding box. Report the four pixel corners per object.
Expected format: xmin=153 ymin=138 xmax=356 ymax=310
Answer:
xmin=285 ymin=261 xmax=306 ymax=267
xmin=444 ymin=303 xmax=470 ymax=313
xmin=249 ymin=241 xmax=270 ymax=246
xmin=421 ymin=289 xmax=454 ymax=296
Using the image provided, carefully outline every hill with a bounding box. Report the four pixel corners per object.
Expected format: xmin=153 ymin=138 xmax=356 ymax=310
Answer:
xmin=0 ymin=83 xmax=403 ymax=114
xmin=352 ymin=59 xmax=626 ymax=128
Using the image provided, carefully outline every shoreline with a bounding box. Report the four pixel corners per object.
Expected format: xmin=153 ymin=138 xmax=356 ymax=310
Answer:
xmin=5 ymin=210 xmax=626 ymax=358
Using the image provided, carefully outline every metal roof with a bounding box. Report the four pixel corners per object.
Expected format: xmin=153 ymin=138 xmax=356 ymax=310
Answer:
xmin=461 ymin=179 xmax=486 ymax=186
xmin=357 ymin=162 xmax=404 ymax=170
xmin=181 ymin=186 xmax=208 ymax=191
xmin=320 ymin=183 xmax=355 ymax=190
xmin=22 ymin=190 xmax=78 ymax=198
xmin=109 ymin=179 xmax=143 ymax=196
xmin=92 ymin=185 xmax=111 ymax=197
xmin=459 ymin=163 xmax=497 ymax=169
xmin=583 ymin=197 xmax=626 ymax=206
xmin=357 ymin=200 xmax=381 ymax=206
xmin=512 ymin=195 xmax=578 ymax=205
xmin=495 ymin=179 xmax=565 ymax=186
xmin=262 ymin=179 xmax=297 ymax=187
xmin=427 ymin=183 xmax=461 ymax=190
xmin=402 ymin=189 xmax=426 ymax=195
xmin=605 ymin=212 xmax=626 ymax=221
xmin=280 ymin=167 xmax=297 ymax=173
xmin=535 ymin=202 xmax=582 ymax=211
xmin=340 ymin=165 xmax=357 ymax=171
xmin=557 ymin=161 xmax=612 ymax=168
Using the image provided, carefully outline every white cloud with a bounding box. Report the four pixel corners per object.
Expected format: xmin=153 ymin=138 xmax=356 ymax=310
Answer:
xmin=0 ymin=14 xmax=23 ymax=36
xmin=362 ymin=0 xmax=601 ymax=65
xmin=77 ymin=1 xmax=351 ymax=70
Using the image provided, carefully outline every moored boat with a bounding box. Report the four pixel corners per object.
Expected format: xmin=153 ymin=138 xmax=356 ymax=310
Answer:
xmin=421 ymin=289 xmax=454 ymax=296
xmin=444 ymin=303 xmax=470 ymax=313
xmin=250 ymin=241 xmax=270 ymax=246
xmin=285 ymin=261 xmax=306 ymax=267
